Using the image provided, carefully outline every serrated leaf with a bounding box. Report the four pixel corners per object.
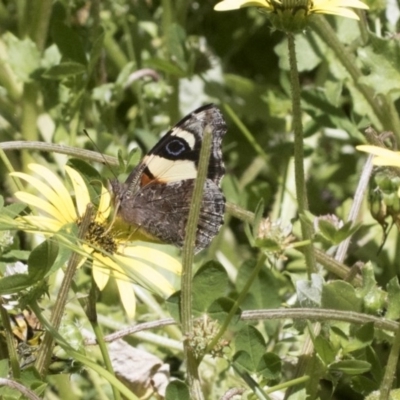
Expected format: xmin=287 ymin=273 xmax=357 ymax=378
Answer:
xmin=257 ymin=352 xmax=281 ymax=380
xmin=192 ymin=261 xmax=229 ymax=314
xmin=43 ymin=62 xmax=86 ymax=79
xmin=296 ymin=273 xmax=324 ymax=308
xmin=165 ymin=380 xmax=190 ymax=400
xmin=322 ymin=281 xmax=362 ymax=312
xmin=329 ymin=360 xmax=371 ymax=375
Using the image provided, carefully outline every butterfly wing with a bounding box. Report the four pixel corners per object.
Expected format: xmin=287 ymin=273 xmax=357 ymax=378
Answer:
xmin=111 ymin=104 xmax=227 ymax=252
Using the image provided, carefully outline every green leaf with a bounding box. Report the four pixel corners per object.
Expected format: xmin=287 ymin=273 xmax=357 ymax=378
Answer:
xmin=51 ymin=22 xmax=87 ymax=65
xmin=321 ymin=281 xmax=362 ymax=312
xmin=236 ymin=260 xmax=281 ymax=310
xmin=166 ymin=291 xmax=181 ymax=322
xmin=233 ymin=350 xmax=255 ymax=373
xmin=88 ymin=28 xmax=105 ymax=77
xmin=42 ymin=62 xmax=86 ymax=79
xmin=145 ymin=58 xmax=186 ymax=77
xmin=314 ymin=335 xmax=336 ymax=365
xmin=208 ymin=297 xmax=241 ymax=326
xmin=357 ymin=262 xmax=386 ymax=314
xmin=296 ymin=273 xmax=323 ymax=308
xmin=256 ymin=352 xmax=281 ymax=381
xmin=4 ymin=32 xmax=40 ymax=82
xmin=165 ymin=23 xmax=188 ymax=73
xmin=165 ymin=380 xmax=190 ymax=400
xmin=358 ymin=33 xmax=400 ymax=98
xmin=28 ymin=239 xmax=59 ymax=282
xmin=0 ymin=360 xmax=9 ymax=378
xmin=329 ymin=360 xmax=371 ymax=375
xmin=192 ymin=261 xmax=229 ymax=314
xmin=0 ymin=274 xmax=32 ymax=294
xmin=233 ymin=325 xmax=265 ymax=371
xmin=386 ymin=277 xmax=400 ymax=320
xmin=343 ymin=323 xmax=374 ymax=353
xmin=2 ymin=250 xmax=30 ymax=260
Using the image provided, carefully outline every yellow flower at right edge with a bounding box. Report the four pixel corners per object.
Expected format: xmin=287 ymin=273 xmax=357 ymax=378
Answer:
xmin=215 ymin=0 xmax=369 ymax=31
xmin=358 ymin=145 xmax=400 ymax=198
xmin=357 ymin=145 xmax=400 ymax=168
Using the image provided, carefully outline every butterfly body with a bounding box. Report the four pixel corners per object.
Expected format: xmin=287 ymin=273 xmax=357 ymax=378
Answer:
xmin=111 ymin=104 xmax=226 ymax=252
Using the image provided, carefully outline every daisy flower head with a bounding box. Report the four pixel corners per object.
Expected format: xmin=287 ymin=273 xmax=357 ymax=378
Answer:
xmin=10 ymin=164 xmax=181 ymax=318
xmin=214 ymin=0 xmax=369 ymax=32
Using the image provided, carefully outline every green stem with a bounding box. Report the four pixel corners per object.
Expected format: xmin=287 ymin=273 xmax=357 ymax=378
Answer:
xmin=0 ymin=301 xmax=20 ymax=378
xmin=86 ymin=280 xmax=122 ymax=400
xmin=161 ymin=0 xmax=180 ymax=122
xmin=180 ymin=125 xmax=213 ymax=400
xmin=379 ymin=324 xmax=400 ymax=399
xmin=20 ymin=83 xmax=38 ymax=171
xmin=266 ymin=375 xmax=310 ymax=394
xmin=35 ymin=206 xmax=93 ymax=375
xmin=287 ymin=33 xmax=316 ymax=277
xmin=206 ymin=253 xmax=267 ymax=355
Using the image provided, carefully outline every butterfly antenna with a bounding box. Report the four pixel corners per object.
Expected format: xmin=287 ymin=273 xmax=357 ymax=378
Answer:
xmin=83 ymin=129 xmax=119 ymax=180
xmin=83 ymin=129 xmax=122 ymax=233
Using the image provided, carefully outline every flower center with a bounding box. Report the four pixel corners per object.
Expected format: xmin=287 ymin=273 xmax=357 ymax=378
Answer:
xmin=79 ymin=219 xmax=118 ymax=254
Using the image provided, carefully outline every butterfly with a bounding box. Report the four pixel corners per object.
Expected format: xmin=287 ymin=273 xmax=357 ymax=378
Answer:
xmin=110 ymin=104 xmax=227 ymax=253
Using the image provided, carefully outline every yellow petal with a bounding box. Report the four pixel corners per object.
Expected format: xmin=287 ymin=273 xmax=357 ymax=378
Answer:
xmin=14 ymin=192 xmax=69 ymax=224
xmin=65 ymin=166 xmax=91 ymax=218
xmin=116 ymin=254 xmax=176 ymax=296
xmin=313 ymin=6 xmax=360 ymax=18
xmin=16 ymin=215 xmax=64 ymax=232
xmin=122 ymin=245 xmax=182 ymax=274
xmin=93 ymin=259 xmax=111 ymax=290
xmin=115 ymin=278 xmax=136 ymax=318
xmin=27 ymin=164 xmax=77 ymax=220
xmin=11 ymin=172 xmax=77 ymax=222
xmin=214 ymin=0 xmax=272 ymax=11
xmin=314 ymin=0 xmax=368 ymax=9
xmin=97 ymin=185 xmax=112 ymax=221
xmin=357 ymin=145 xmax=400 ymax=158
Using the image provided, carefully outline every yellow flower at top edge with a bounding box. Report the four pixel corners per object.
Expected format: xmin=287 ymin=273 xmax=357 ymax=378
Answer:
xmin=215 ymin=0 xmax=369 ymax=32
xmin=357 ymin=145 xmax=400 ymax=168
xmin=10 ymin=164 xmax=181 ymax=318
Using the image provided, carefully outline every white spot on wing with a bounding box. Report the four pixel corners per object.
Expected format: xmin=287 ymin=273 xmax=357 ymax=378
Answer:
xmin=145 ymin=155 xmax=197 ymax=182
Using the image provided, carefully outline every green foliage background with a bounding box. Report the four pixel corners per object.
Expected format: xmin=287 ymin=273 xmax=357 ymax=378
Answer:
xmin=1 ymin=0 xmax=400 ymax=399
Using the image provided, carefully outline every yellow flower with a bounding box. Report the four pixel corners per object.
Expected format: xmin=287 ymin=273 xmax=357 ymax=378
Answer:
xmin=357 ymin=145 xmax=400 ymax=168
xmin=215 ymin=0 xmax=369 ymax=31
xmin=11 ymin=164 xmax=181 ymax=318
